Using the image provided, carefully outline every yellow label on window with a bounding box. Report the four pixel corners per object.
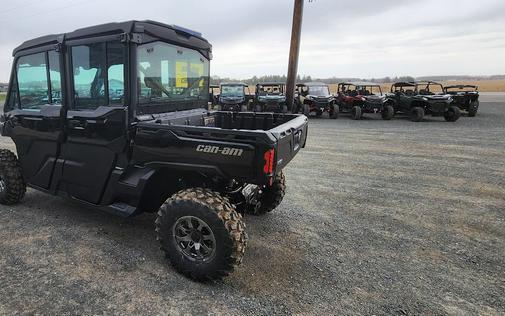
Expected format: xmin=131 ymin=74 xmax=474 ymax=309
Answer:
xmin=176 ymin=61 xmax=188 ymax=88
xmin=190 ymin=63 xmax=204 ymax=87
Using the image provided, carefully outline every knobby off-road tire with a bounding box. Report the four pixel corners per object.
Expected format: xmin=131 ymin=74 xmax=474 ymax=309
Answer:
xmin=468 ymin=101 xmax=479 ymax=117
xmin=381 ymin=105 xmax=395 ymax=120
xmin=247 ymin=172 xmax=286 ymax=216
xmin=155 ymin=188 xmax=247 ymax=281
xmin=0 ymin=149 xmax=26 ymax=205
xmin=351 ymin=105 xmax=362 ymax=120
xmin=410 ymin=106 xmax=425 ymax=122
xmin=444 ymin=106 xmax=461 ymax=122
xmin=330 ymin=104 xmax=339 ymax=119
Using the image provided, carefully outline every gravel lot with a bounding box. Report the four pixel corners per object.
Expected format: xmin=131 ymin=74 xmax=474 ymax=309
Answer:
xmin=1 ymin=94 xmax=504 ymax=315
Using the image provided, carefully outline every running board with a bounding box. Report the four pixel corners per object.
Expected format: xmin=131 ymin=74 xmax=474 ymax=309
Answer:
xmin=102 ymin=202 xmax=138 ymax=218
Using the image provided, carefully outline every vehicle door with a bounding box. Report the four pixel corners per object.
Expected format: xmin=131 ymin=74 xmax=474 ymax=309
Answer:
xmin=58 ymin=39 xmax=129 ymax=205
xmin=2 ymin=49 xmax=64 ymax=190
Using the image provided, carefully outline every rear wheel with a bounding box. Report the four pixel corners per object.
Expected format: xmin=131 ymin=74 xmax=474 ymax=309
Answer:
xmin=444 ymin=106 xmax=461 ymax=122
xmin=282 ymin=105 xmax=288 ymax=114
xmin=155 ymin=188 xmax=247 ymax=281
xmin=0 ymin=149 xmax=26 ymax=205
xmin=241 ymin=104 xmax=248 ymax=112
xmin=351 ymin=105 xmax=362 ymax=120
xmin=410 ymin=106 xmax=425 ymax=122
xmin=245 ymin=172 xmax=286 ymax=216
xmin=255 ymin=104 xmax=262 ymax=112
xmin=468 ymin=101 xmax=479 ymax=117
xmin=381 ymin=105 xmax=394 ymax=120
xmin=330 ymin=104 xmax=339 ymax=119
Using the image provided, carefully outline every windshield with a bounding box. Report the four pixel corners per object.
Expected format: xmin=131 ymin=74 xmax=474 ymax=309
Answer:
xmin=257 ymin=85 xmax=284 ymax=96
xmin=221 ymin=85 xmax=244 ymax=97
xmin=356 ymin=86 xmax=382 ymax=96
xmin=137 ymin=41 xmax=209 ymax=106
xmin=308 ymin=85 xmax=330 ymax=96
xmin=416 ymin=83 xmax=444 ymax=95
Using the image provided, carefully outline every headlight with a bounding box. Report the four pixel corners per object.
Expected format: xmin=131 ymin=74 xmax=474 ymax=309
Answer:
xmin=306 ymin=95 xmax=313 ymax=100
xmin=422 ymin=97 xmax=428 ymax=101
xmin=361 ymin=97 xmax=366 ymax=101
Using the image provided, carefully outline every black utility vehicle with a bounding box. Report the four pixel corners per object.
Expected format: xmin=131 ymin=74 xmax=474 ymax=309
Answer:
xmin=0 ymin=21 xmax=308 ymax=281
xmin=444 ymin=85 xmax=479 ymax=117
xmin=217 ymin=82 xmax=251 ymax=112
xmin=386 ymin=81 xmax=460 ymax=122
xmin=336 ymin=82 xmax=394 ymax=120
xmin=253 ymin=82 xmax=287 ymax=113
xmin=208 ymin=84 xmax=219 ymax=108
xmin=294 ymin=82 xmax=338 ymax=118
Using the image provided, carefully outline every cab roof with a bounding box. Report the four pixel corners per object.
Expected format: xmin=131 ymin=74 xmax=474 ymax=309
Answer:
xmin=221 ymin=82 xmax=248 ymax=86
xmin=256 ymin=82 xmax=285 ymax=86
xmin=298 ymin=82 xmax=328 ymax=86
xmin=339 ymin=81 xmax=381 ymax=87
xmin=13 ymin=20 xmax=212 ymax=58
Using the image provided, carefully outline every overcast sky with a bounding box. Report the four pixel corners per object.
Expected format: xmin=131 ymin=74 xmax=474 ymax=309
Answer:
xmin=1 ymin=0 xmax=505 ymax=81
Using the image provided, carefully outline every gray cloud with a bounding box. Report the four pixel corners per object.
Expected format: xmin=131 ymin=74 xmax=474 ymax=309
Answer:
xmin=1 ymin=0 xmax=504 ymax=81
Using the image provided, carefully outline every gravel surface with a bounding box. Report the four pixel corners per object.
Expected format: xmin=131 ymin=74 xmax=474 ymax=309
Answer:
xmin=1 ymin=95 xmax=504 ymax=315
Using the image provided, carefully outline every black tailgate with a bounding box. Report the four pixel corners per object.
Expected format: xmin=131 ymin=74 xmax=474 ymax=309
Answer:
xmin=269 ymin=114 xmax=308 ymax=172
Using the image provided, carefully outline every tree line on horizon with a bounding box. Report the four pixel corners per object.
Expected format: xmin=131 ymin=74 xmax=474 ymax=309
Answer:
xmin=210 ymin=74 xmax=505 ymax=85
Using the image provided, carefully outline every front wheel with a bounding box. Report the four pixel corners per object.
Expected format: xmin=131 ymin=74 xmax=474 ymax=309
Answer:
xmin=155 ymin=188 xmax=247 ymax=281
xmin=0 ymin=149 xmax=26 ymax=205
xmin=330 ymin=104 xmax=339 ymax=119
xmin=444 ymin=106 xmax=461 ymax=122
xmin=468 ymin=101 xmax=479 ymax=117
xmin=303 ymin=104 xmax=310 ymax=116
xmin=351 ymin=105 xmax=362 ymax=120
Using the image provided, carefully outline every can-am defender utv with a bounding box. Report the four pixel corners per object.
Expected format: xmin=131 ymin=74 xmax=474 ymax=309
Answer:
xmin=253 ymin=82 xmax=288 ymax=113
xmin=443 ymin=85 xmax=479 ymax=117
xmin=336 ymin=82 xmax=394 ymax=120
xmin=0 ymin=20 xmax=309 ymax=281
xmin=385 ymin=81 xmax=460 ymax=122
xmin=216 ymin=82 xmax=252 ymax=112
xmin=294 ymin=82 xmax=338 ymax=118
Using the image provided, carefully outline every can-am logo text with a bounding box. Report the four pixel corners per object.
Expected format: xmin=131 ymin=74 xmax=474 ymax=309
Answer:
xmin=196 ymin=145 xmax=243 ymax=157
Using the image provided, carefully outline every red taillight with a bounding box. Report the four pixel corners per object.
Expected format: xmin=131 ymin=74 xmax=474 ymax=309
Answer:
xmin=263 ymin=149 xmax=275 ymax=174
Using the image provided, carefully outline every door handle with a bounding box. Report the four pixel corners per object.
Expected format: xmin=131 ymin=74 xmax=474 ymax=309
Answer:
xmin=68 ymin=119 xmax=85 ymax=130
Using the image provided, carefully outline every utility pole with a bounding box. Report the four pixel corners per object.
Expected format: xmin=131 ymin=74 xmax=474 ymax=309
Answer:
xmin=286 ymin=0 xmax=304 ymax=112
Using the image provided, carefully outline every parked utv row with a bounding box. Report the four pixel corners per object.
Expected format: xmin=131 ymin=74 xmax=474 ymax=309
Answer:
xmin=210 ymin=80 xmax=480 ymax=122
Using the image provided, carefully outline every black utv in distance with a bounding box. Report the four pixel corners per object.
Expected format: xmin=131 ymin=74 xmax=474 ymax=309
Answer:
xmin=386 ymin=81 xmax=460 ymax=122
xmin=444 ymin=85 xmax=479 ymax=117
xmin=0 ymin=21 xmax=308 ymax=281
xmin=216 ymin=82 xmax=252 ymax=112
xmin=294 ymin=82 xmax=338 ymax=118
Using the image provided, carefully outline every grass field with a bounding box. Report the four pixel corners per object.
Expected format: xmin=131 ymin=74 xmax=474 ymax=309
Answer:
xmin=0 ymin=93 xmax=5 ymax=103
xmin=245 ymin=79 xmax=505 ymax=94
xmin=327 ymin=79 xmax=505 ymax=94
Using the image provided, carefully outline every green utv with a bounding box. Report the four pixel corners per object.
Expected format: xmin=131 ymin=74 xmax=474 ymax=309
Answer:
xmin=385 ymin=81 xmax=461 ymax=122
xmin=216 ymin=82 xmax=252 ymax=112
xmin=0 ymin=21 xmax=308 ymax=281
xmin=253 ymin=82 xmax=288 ymax=113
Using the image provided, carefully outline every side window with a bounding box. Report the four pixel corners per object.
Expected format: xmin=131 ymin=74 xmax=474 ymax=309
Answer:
xmin=71 ymin=42 xmax=125 ymax=110
xmin=107 ymin=42 xmax=125 ymax=105
xmin=17 ymin=52 xmax=49 ymax=110
xmin=72 ymin=43 xmax=106 ymax=110
xmin=48 ymin=51 xmax=62 ymax=105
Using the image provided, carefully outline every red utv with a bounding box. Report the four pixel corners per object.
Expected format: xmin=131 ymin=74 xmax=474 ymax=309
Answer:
xmin=336 ymin=82 xmax=394 ymax=120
